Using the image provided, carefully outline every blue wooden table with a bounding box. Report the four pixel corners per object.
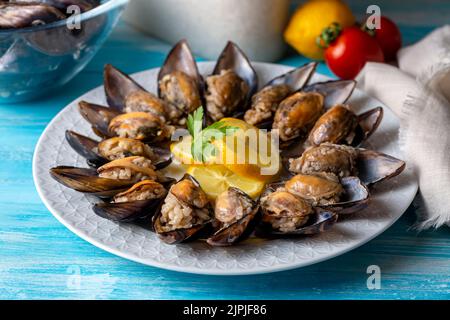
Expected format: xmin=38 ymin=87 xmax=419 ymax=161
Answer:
xmin=1 ymin=5 xmax=449 ymax=299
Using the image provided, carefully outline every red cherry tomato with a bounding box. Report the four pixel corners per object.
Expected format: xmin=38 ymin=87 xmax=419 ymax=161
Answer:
xmin=324 ymin=26 xmax=384 ymax=79
xmin=372 ymin=16 xmax=402 ymax=61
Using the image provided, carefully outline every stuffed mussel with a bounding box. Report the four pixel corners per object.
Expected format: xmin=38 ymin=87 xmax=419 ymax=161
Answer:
xmin=78 ymin=101 xmax=173 ymax=143
xmin=244 ymin=62 xmax=317 ymax=128
xmin=257 ymin=186 xmax=337 ymax=236
xmin=157 ymin=40 xmax=203 ymax=125
xmin=207 ymin=187 xmax=260 ymax=246
xmin=50 ymin=156 xmax=163 ymax=198
xmin=65 ymin=130 xmax=172 ymax=169
xmin=93 ymin=180 xmax=168 ymax=222
xmin=153 ymin=175 xmax=214 ymax=244
xmin=204 ymin=41 xmax=258 ymax=122
xmin=307 ymin=105 xmax=383 ymax=147
xmin=288 ymin=143 xmax=406 ymax=186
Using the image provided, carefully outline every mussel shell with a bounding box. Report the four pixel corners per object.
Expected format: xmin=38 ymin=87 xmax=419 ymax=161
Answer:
xmin=151 ymin=147 xmax=173 ymax=170
xmin=14 ymin=0 xmax=100 ymax=12
xmin=321 ymin=176 xmax=370 ymax=214
xmin=256 ymin=208 xmax=338 ymax=237
xmin=352 ymin=107 xmax=384 ymax=146
xmin=93 ymin=198 xmax=164 ymax=223
xmin=0 ymin=3 xmax=66 ymax=29
xmin=65 ymin=130 xmax=106 ymax=168
xmin=210 ymin=41 xmax=258 ymax=115
xmin=266 ymin=62 xmax=317 ymax=90
xmin=206 ymin=188 xmax=260 ymax=247
xmin=152 ymin=174 xmax=214 ymax=244
xmin=49 ymin=166 xmax=133 ymax=198
xmin=104 ymin=64 xmax=146 ymax=112
xmin=253 ymin=62 xmax=318 ymax=129
xmin=302 ymin=80 xmax=356 ymax=110
xmin=78 ymin=101 xmax=120 ymax=138
xmin=157 ymin=39 xmax=204 ymax=99
xmin=264 ymin=175 xmax=369 ymax=214
xmin=357 ymin=149 xmax=406 ymax=185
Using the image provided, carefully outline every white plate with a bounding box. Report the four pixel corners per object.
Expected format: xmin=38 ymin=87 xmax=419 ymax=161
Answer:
xmin=33 ymin=62 xmax=418 ymax=275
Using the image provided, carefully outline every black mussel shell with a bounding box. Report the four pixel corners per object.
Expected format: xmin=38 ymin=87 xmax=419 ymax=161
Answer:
xmin=352 ymin=107 xmax=384 ymax=146
xmin=49 ymin=166 xmax=133 ymax=198
xmin=151 ymin=147 xmax=172 ymax=170
xmin=104 ymin=64 xmax=146 ymax=112
xmin=65 ymin=130 xmax=106 ymax=168
xmin=357 ymin=149 xmax=406 ymax=186
xmin=302 ymin=80 xmax=356 ymax=109
xmin=266 ymin=62 xmax=317 ymax=90
xmin=93 ymin=198 xmax=164 ymax=223
xmin=321 ymin=176 xmax=370 ymax=214
xmin=78 ymin=101 xmax=120 ymax=138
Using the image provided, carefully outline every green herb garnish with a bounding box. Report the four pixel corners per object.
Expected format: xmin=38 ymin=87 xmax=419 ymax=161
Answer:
xmin=186 ymin=106 xmax=238 ymax=163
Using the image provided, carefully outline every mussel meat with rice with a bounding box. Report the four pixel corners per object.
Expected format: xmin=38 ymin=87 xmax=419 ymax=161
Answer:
xmin=273 ymin=92 xmax=324 ymax=142
xmin=285 ymin=173 xmax=344 ymax=206
xmin=260 ymin=190 xmax=314 ymax=233
xmin=205 ymin=69 xmax=249 ymax=122
xmin=289 ymin=143 xmax=358 ymax=178
xmin=153 ymin=175 xmax=213 ymax=244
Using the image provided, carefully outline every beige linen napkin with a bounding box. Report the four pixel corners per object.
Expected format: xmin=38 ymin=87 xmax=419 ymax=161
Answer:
xmin=356 ymin=26 xmax=450 ymax=229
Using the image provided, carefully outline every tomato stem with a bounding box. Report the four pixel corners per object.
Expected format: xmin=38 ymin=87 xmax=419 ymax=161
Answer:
xmin=316 ymin=22 xmax=342 ymax=49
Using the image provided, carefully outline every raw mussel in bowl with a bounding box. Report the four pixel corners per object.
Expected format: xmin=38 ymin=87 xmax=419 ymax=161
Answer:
xmin=0 ymin=1 xmax=101 ymax=29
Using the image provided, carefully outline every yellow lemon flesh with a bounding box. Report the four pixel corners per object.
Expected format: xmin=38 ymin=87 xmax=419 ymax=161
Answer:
xmin=216 ymin=118 xmax=280 ymax=182
xmin=187 ymin=165 xmax=266 ymax=200
xmin=171 ymin=118 xmax=280 ymax=199
xmin=170 ymin=118 xmax=280 ymax=182
xmin=284 ymin=0 xmax=355 ymax=60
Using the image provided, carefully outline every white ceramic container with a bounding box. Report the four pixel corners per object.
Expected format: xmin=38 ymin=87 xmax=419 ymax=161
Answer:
xmin=123 ymin=0 xmax=291 ymax=62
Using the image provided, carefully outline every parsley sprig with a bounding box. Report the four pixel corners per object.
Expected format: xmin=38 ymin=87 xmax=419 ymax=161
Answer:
xmin=187 ymin=106 xmax=238 ymax=163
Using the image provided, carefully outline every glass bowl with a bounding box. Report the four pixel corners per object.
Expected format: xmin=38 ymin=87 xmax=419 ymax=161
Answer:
xmin=0 ymin=0 xmax=129 ymax=103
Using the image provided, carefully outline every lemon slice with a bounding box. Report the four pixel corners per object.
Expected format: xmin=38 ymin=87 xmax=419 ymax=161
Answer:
xmin=216 ymin=118 xmax=280 ymax=181
xmin=187 ymin=165 xmax=266 ymax=200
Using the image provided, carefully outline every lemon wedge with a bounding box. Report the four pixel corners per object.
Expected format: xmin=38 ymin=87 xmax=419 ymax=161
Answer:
xmin=170 ymin=135 xmax=194 ymax=164
xmin=187 ymin=165 xmax=266 ymax=200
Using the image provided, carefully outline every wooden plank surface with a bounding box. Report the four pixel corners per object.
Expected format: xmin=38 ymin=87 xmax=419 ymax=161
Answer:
xmin=0 ymin=2 xmax=449 ymax=299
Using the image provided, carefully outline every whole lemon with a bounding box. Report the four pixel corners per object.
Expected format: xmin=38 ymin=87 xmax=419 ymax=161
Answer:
xmin=284 ymin=0 xmax=355 ymax=60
